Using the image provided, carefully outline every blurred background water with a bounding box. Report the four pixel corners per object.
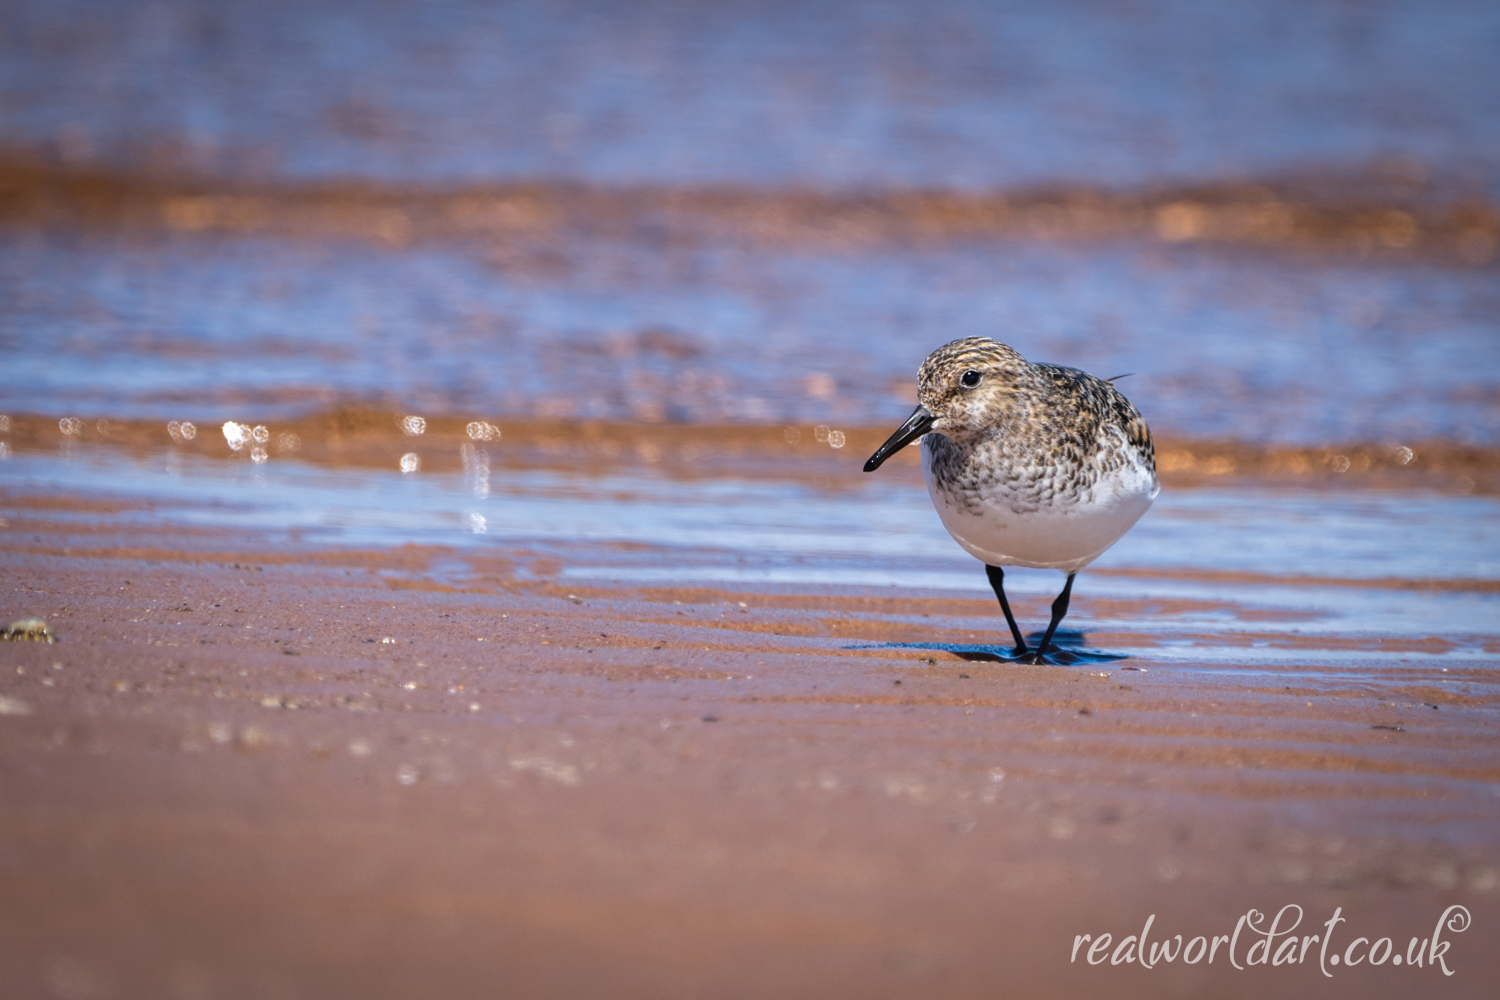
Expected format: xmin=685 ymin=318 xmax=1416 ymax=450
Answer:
xmin=4 ymin=0 xmax=1498 ymax=191
xmin=0 ymin=0 xmax=1497 ymax=442
xmin=2 ymin=232 xmax=1497 ymax=441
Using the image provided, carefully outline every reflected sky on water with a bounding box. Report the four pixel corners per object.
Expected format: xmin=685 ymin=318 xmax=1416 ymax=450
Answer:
xmin=3 ymin=0 xmax=1497 ymax=191
xmin=4 ymin=446 xmax=1496 ymax=652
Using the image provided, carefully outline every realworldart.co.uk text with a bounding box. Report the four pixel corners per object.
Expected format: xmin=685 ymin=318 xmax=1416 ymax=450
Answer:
xmin=1071 ymin=905 xmax=1470 ymax=976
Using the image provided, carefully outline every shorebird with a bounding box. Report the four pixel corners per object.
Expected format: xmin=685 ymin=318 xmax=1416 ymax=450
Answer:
xmin=864 ymin=337 xmax=1159 ymax=664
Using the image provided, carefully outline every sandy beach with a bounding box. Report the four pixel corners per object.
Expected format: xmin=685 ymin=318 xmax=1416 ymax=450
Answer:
xmin=3 ymin=429 xmax=1497 ymax=998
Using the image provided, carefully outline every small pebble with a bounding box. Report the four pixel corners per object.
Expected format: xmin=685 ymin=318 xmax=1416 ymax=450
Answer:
xmin=3 ymin=618 xmax=57 ymax=643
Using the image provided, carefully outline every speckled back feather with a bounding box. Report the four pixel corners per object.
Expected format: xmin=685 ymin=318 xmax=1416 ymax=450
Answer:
xmin=917 ymin=337 xmax=1156 ymax=515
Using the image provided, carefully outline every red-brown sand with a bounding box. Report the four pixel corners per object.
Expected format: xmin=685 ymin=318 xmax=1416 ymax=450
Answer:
xmin=1 ymin=482 xmax=1497 ymax=999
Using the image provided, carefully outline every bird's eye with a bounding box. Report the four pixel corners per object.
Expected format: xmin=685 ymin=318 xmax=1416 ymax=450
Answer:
xmin=960 ymin=370 xmax=982 ymax=388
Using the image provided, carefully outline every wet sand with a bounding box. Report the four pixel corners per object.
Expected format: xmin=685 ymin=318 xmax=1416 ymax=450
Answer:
xmin=2 ymin=467 xmax=1497 ymax=999
xmin=7 ymin=411 xmax=1499 ymax=494
xmin=2 ymin=156 xmax=1495 ymax=265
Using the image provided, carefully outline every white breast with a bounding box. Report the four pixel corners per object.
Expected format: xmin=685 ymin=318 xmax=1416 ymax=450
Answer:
xmin=920 ymin=437 xmax=1158 ymax=573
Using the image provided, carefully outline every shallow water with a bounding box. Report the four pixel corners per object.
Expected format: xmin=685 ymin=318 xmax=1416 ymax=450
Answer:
xmin=5 ymin=0 xmax=1499 ymax=192
xmin=2 ymin=231 xmax=1497 ymax=444
xmin=1 ymin=1 xmax=1496 ymax=446
xmin=6 ymin=445 xmax=1497 ymax=663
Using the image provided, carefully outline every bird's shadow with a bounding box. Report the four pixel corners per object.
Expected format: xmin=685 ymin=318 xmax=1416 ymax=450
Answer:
xmin=846 ymin=629 xmax=1129 ymax=666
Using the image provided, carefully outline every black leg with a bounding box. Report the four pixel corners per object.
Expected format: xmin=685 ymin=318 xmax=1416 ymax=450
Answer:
xmin=1028 ymin=573 xmax=1076 ymax=663
xmin=984 ymin=565 xmax=1028 ymax=657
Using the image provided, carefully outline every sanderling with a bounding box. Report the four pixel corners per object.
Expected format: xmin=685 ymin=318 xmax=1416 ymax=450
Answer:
xmin=864 ymin=337 xmax=1159 ymax=664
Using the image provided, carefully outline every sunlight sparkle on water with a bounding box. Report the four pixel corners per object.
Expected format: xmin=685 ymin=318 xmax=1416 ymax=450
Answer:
xmin=222 ymin=422 xmax=251 ymax=452
xmin=467 ymin=421 xmax=501 ymax=441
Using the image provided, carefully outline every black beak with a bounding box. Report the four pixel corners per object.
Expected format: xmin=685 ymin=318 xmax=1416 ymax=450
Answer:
xmin=863 ymin=405 xmax=935 ymax=472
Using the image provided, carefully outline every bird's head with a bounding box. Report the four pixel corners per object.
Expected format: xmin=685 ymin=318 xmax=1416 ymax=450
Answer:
xmin=864 ymin=337 xmax=1028 ymax=472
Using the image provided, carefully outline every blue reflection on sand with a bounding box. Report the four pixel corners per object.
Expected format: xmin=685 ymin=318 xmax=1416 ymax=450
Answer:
xmin=4 ymin=448 xmax=1497 ymax=655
